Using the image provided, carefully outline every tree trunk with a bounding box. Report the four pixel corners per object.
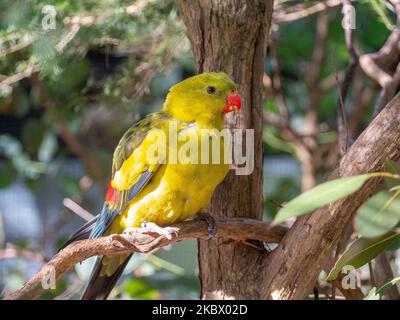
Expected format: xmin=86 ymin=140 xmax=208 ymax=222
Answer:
xmin=179 ymin=1 xmax=400 ymax=301
xmin=261 ymin=94 xmax=400 ymax=299
xmin=178 ymin=0 xmax=274 ymax=299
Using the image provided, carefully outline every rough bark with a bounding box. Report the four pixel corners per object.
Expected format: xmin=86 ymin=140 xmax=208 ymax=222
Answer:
xmin=179 ymin=1 xmax=400 ymax=300
xmin=262 ymin=93 xmax=400 ymax=299
xmin=178 ymin=0 xmax=274 ymax=299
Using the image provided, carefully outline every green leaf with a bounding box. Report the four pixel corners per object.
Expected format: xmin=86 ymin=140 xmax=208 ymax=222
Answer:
xmin=274 ymin=174 xmax=376 ymax=224
xmin=375 ymin=276 xmax=400 ymax=297
xmin=356 ymin=191 xmax=400 ymax=238
xmin=365 ymin=276 xmax=400 ymax=300
xmin=124 ymin=278 xmax=159 ymax=300
xmin=0 ymin=134 xmax=22 ymax=158
xmin=384 ymin=160 xmax=400 ymax=188
xmin=364 ymin=287 xmax=380 ymax=300
xmin=0 ymin=161 xmax=16 ymax=188
xmin=365 ymin=0 xmax=395 ymax=31
xmin=326 ymin=232 xmax=400 ymax=281
xmin=21 ymin=119 xmax=46 ymax=155
xmin=387 ymin=235 xmax=400 ymax=251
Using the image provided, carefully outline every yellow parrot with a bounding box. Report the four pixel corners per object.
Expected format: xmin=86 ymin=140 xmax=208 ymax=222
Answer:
xmin=61 ymin=72 xmax=241 ymax=299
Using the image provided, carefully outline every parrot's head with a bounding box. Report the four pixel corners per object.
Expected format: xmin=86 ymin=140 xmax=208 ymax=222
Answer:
xmin=162 ymin=72 xmax=241 ymax=128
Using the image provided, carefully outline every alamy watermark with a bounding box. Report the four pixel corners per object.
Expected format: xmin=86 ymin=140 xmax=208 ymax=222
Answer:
xmin=342 ymin=4 xmax=356 ymax=30
xmin=340 ymin=265 xmax=357 ymax=290
xmin=41 ymin=5 xmax=57 ymax=31
xmin=41 ymin=265 xmax=56 ymax=290
xmin=143 ymin=121 xmax=254 ymax=175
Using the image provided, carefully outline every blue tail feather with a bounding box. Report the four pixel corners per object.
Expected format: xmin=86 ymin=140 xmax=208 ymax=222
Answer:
xmin=89 ymin=204 xmax=119 ymax=239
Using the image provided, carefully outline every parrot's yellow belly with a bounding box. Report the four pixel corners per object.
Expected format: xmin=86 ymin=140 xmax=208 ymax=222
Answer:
xmin=111 ymin=125 xmax=230 ymax=232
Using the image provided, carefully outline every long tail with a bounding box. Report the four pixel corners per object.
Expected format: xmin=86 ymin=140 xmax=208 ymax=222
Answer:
xmin=59 ymin=204 xmax=130 ymax=300
xmin=58 ymin=215 xmax=99 ymax=252
xmin=81 ymin=255 xmax=132 ymax=300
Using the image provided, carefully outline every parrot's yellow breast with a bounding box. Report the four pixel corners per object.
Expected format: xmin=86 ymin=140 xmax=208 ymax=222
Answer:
xmin=110 ymin=123 xmax=230 ymax=233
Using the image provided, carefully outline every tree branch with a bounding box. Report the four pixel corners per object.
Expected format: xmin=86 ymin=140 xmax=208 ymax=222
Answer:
xmin=262 ymin=93 xmax=400 ymax=299
xmin=274 ymin=0 xmax=345 ymax=23
xmin=5 ymin=218 xmax=287 ymax=300
xmin=359 ymin=27 xmax=400 ymax=88
xmin=335 ymin=0 xmax=358 ymax=156
xmin=0 ymin=36 xmax=36 ymax=57
xmin=374 ymin=62 xmax=400 ymax=116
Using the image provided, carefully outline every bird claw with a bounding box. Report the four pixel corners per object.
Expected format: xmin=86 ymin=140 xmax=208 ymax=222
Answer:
xmin=195 ymin=213 xmax=217 ymax=240
xmin=124 ymin=222 xmax=179 ymax=240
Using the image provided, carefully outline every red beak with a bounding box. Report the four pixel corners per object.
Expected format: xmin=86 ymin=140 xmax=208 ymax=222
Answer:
xmin=224 ymin=93 xmax=242 ymax=113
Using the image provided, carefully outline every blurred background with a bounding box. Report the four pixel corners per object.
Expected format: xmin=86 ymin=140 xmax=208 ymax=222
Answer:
xmin=0 ymin=0 xmax=399 ymax=299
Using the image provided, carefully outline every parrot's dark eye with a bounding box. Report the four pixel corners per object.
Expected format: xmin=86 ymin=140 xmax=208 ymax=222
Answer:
xmin=206 ymin=86 xmax=217 ymax=94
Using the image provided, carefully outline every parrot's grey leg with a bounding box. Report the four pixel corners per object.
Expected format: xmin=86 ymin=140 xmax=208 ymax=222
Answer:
xmin=124 ymin=222 xmax=179 ymax=240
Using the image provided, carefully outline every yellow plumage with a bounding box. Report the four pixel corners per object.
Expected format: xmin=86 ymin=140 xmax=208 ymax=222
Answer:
xmin=67 ymin=72 xmax=241 ymax=299
xmin=109 ymin=72 xmax=238 ymax=231
xmin=112 ymin=125 xmax=229 ymax=231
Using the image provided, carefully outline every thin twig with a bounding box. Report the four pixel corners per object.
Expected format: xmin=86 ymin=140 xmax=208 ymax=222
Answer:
xmin=0 ymin=64 xmax=40 ymax=91
xmin=274 ymin=0 xmax=345 ymax=23
xmin=62 ymin=198 xmax=95 ymax=222
xmin=368 ymin=261 xmax=376 ymax=288
xmin=359 ymin=27 xmax=400 ymax=87
xmin=0 ymin=37 xmax=36 ymax=57
xmin=335 ymin=0 xmax=358 ymax=156
xmin=374 ymin=62 xmax=400 ymax=116
xmin=267 ymin=37 xmax=290 ymax=122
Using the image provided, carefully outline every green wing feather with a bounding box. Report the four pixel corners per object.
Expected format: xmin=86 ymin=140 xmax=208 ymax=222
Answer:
xmin=107 ymin=112 xmax=170 ymax=213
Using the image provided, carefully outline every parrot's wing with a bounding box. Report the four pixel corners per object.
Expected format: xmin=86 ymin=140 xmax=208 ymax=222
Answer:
xmin=89 ymin=112 xmax=170 ymax=238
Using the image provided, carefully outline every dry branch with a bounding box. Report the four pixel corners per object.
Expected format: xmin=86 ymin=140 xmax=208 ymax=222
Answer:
xmin=336 ymin=0 xmax=358 ymax=155
xmin=5 ymin=218 xmax=287 ymax=300
xmin=374 ymin=62 xmax=400 ymax=116
xmin=359 ymin=27 xmax=400 ymax=88
xmin=274 ymin=0 xmax=344 ymax=23
xmin=262 ymin=93 xmax=400 ymax=299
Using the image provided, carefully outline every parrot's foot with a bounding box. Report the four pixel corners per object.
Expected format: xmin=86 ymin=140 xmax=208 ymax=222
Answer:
xmin=124 ymin=222 xmax=179 ymax=240
xmin=195 ymin=213 xmax=217 ymax=240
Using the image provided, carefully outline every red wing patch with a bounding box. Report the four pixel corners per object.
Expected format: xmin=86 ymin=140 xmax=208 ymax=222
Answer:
xmin=105 ymin=181 xmax=118 ymax=206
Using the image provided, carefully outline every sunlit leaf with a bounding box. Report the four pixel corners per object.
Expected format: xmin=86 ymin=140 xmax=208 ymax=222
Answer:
xmin=148 ymin=254 xmax=185 ymax=276
xmin=0 ymin=134 xmax=22 ymax=157
xmin=326 ymin=232 xmax=400 ymax=281
xmin=364 ymin=287 xmax=380 ymax=300
xmin=274 ymin=174 xmax=378 ymax=223
xmin=355 ymin=191 xmax=400 ymax=238
xmin=360 ymin=0 xmax=395 ymax=31
xmin=365 ymin=276 xmax=400 ymax=300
